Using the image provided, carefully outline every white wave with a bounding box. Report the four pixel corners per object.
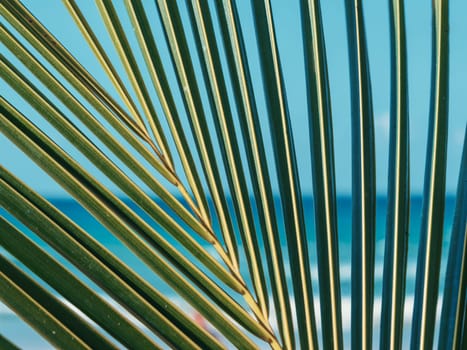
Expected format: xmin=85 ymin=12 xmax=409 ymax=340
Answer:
xmin=281 ymin=258 xmax=419 ymax=283
xmin=266 ymin=293 xmax=445 ymax=337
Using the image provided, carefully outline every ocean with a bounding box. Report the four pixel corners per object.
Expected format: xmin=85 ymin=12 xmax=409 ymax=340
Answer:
xmin=0 ymin=195 xmax=457 ymax=349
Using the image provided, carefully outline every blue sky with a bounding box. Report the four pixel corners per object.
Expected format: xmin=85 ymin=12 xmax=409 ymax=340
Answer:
xmin=1 ymin=0 xmax=465 ymax=197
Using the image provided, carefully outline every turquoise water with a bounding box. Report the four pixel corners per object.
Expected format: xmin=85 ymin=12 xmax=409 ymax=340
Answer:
xmin=0 ymin=195 xmax=457 ymax=349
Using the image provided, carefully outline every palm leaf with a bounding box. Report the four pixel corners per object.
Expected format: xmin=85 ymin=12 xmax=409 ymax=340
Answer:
xmin=214 ymin=1 xmax=294 ymax=347
xmin=155 ymin=0 xmax=242 ymax=275
xmin=411 ymin=1 xmax=450 ymax=348
xmin=251 ymin=1 xmax=318 ymax=348
xmin=0 ymin=165 xmax=221 ymax=349
xmin=438 ymin=127 xmax=467 ymax=350
xmin=187 ymin=0 xmax=269 ymax=320
xmin=380 ymin=1 xmax=410 ymax=348
xmin=0 ymin=215 xmax=161 ymax=349
xmin=1 ymin=0 xmax=464 ymax=349
xmin=301 ymin=0 xmax=343 ymax=347
xmin=344 ymin=1 xmax=376 ymax=348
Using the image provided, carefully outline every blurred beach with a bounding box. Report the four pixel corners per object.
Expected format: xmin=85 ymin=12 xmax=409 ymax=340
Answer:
xmin=0 ymin=195 xmax=456 ymax=349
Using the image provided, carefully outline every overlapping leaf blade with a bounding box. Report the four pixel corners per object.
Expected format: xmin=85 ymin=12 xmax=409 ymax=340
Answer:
xmin=0 ymin=254 xmax=118 ymax=350
xmin=0 ymin=217 xmax=162 ymax=350
xmin=155 ymin=0 xmax=241 ymax=275
xmin=214 ymin=0 xmax=294 ymax=347
xmin=411 ymin=0 xmax=450 ymax=348
xmin=438 ymin=127 xmax=467 ymax=350
xmin=186 ymin=0 xmax=269 ymax=322
xmin=0 ymin=165 xmax=223 ymax=350
xmin=345 ymin=1 xmax=376 ymax=348
xmin=0 ymin=0 xmax=461 ymax=349
xmin=122 ymin=0 xmax=211 ymax=223
xmin=300 ymin=0 xmax=343 ymax=347
xmin=380 ymin=1 xmax=410 ymax=348
xmin=0 ymin=101 xmax=273 ymax=347
xmin=251 ymin=1 xmax=318 ymax=348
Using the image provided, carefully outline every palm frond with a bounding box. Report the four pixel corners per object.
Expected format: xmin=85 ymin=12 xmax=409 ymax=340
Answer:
xmin=344 ymin=1 xmax=376 ymax=348
xmin=380 ymin=1 xmax=410 ymax=348
xmin=187 ymin=0 xmax=269 ymax=318
xmin=301 ymin=0 xmax=343 ymax=347
xmin=0 ymin=0 xmax=464 ymax=349
xmin=251 ymin=1 xmax=319 ymax=348
xmin=215 ymin=1 xmax=294 ymax=347
xmin=0 ymin=165 xmax=222 ymax=349
xmin=411 ymin=1 xmax=450 ymax=348
xmin=438 ymin=126 xmax=467 ymax=349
